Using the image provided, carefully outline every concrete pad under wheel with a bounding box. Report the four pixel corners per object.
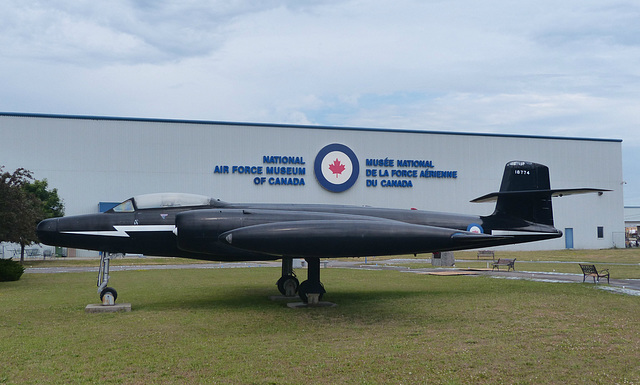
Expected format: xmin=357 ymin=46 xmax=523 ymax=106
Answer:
xmin=269 ymin=295 xmax=298 ymax=301
xmin=85 ymin=303 xmax=132 ymax=313
xmin=287 ymin=301 xmax=337 ymax=308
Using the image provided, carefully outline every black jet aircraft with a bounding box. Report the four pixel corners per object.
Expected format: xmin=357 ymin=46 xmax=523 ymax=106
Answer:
xmin=37 ymin=161 xmax=606 ymax=303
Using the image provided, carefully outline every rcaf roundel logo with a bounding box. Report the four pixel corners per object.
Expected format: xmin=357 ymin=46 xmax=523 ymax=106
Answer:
xmin=314 ymin=143 xmax=360 ymax=192
xmin=467 ymin=223 xmax=484 ymax=234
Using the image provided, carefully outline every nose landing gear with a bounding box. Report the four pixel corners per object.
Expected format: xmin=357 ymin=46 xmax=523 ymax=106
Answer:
xmin=85 ymin=252 xmax=130 ymax=313
xmin=98 ymin=252 xmax=119 ymax=305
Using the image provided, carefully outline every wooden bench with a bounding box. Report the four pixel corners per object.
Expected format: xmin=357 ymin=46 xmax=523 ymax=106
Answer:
xmin=477 ymin=250 xmax=495 ymax=260
xmin=579 ymin=264 xmax=610 ymax=284
xmin=492 ymin=258 xmax=516 ymax=271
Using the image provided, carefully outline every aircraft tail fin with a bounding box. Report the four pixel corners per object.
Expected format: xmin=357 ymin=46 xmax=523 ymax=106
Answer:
xmin=486 ymin=161 xmax=553 ymax=225
xmin=472 ymin=161 xmax=609 ymax=227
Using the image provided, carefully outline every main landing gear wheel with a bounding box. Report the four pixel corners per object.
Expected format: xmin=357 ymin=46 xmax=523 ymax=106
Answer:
xmin=277 ymin=257 xmax=299 ymax=297
xmin=298 ymin=258 xmax=326 ymax=303
xmin=277 ymin=275 xmax=299 ymax=297
xmin=100 ymin=287 xmax=118 ymax=304
xmin=297 ymin=280 xmax=325 ymax=303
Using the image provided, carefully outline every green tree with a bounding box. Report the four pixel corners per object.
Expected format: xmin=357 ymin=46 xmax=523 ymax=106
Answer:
xmin=0 ymin=166 xmax=64 ymax=264
xmin=23 ymin=179 xmax=64 ymax=219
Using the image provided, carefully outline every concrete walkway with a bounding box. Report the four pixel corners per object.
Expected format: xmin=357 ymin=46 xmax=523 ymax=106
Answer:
xmin=336 ymin=258 xmax=640 ymax=296
xmin=25 ymin=258 xmax=640 ymax=296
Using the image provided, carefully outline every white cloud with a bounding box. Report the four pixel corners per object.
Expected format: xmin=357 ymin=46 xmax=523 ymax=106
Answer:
xmin=1 ymin=0 xmax=640 ymax=202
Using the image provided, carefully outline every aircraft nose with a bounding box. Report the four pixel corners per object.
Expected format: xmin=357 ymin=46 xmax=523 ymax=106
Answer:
xmin=37 ymin=218 xmax=59 ymax=245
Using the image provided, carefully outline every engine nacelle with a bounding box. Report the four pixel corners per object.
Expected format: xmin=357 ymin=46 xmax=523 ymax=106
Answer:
xmin=175 ymin=210 xmax=243 ymax=254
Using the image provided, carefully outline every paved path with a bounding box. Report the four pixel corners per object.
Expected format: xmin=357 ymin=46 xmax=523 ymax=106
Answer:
xmin=25 ymin=261 xmax=274 ymax=274
xmin=339 ymin=259 xmax=640 ymax=296
xmin=25 ymin=258 xmax=640 ymax=296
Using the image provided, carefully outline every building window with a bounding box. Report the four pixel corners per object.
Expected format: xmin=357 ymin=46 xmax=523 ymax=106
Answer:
xmin=597 ymin=226 xmax=604 ymax=239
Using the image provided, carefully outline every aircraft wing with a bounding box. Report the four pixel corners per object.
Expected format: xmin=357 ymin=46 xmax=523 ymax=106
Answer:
xmin=218 ymin=219 xmax=512 ymax=257
xmin=471 ymin=188 xmax=610 ymax=203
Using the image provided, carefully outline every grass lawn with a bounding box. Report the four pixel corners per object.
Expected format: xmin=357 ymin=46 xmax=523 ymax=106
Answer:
xmin=1 ymin=264 xmax=639 ymax=384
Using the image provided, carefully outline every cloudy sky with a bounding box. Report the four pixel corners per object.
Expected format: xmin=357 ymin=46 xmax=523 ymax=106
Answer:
xmin=2 ymin=0 xmax=639 ymax=204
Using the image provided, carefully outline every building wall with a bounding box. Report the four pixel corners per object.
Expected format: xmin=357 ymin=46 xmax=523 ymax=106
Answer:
xmin=624 ymin=207 xmax=640 ymax=248
xmin=1 ymin=113 xmax=625 ymax=253
xmin=625 ymin=207 xmax=640 ymax=227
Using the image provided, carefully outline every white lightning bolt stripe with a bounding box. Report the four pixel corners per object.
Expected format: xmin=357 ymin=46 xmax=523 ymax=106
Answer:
xmin=62 ymin=225 xmax=176 ymax=237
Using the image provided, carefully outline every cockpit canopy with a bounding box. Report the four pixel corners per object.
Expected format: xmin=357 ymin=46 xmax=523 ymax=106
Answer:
xmin=109 ymin=193 xmax=221 ymax=212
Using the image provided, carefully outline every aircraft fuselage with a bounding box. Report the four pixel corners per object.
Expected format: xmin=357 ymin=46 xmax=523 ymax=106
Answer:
xmin=37 ymin=198 xmax=561 ymax=261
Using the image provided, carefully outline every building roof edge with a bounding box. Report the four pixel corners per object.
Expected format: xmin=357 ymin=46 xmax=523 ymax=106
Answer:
xmin=0 ymin=111 xmax=623 ymax=143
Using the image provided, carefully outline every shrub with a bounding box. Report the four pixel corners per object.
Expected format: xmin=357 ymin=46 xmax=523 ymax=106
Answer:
xmin=0 ymin=258 xmax=25 ymax=281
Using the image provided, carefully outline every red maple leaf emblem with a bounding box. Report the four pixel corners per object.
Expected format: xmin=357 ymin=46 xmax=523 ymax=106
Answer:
xmin=328 ymin=158 xmax=346 ymax=177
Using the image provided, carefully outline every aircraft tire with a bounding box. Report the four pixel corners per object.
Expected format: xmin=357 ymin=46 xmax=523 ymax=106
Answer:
xmin=298 ymin=280 xmax=325 ymax=303
xmin=277 ymin=275 xmax=299 ymax=296
xmin=100 ymin=287 xmax=118 ymax=302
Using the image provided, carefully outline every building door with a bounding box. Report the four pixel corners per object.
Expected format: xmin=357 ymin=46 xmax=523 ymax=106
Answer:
xmin=565 ymin=228 xmax=574 ymax=249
